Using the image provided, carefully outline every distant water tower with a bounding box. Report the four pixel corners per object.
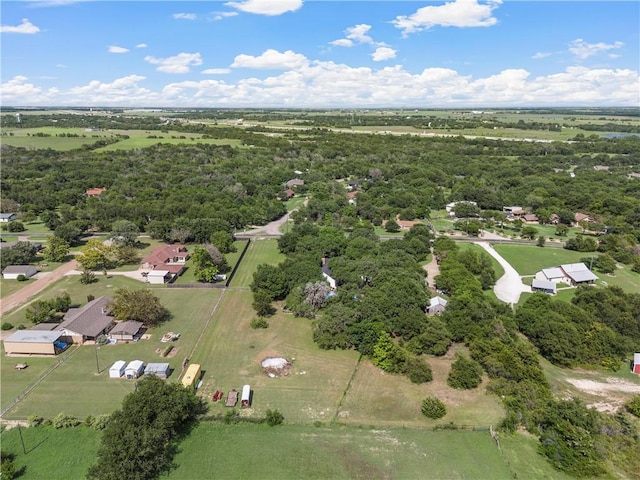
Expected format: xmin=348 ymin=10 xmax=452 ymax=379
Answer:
xmin=15 ymin=113 xmax=22 ymax=124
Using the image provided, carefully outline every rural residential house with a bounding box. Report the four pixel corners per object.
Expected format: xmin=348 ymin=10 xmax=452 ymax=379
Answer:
xmin=559 ymin=263 xmax=598 ymax=285
xmin=0 ymin=213 xmax=17 ymax=223
xmin=56 ymin=296 xmax=115 ymax=344
xmin=141 ymin=244 xmax=189 ymax=280
xmin=2 ymin=265 xmax=38 ymax=280
xmin=428 ymin=296 xmax=448 ymax=315
xmin=536 ymin=267 xmax=566 ymax=284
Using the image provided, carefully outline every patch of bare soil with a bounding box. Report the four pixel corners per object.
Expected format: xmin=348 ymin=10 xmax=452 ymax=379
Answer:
xmin=566 ymin=377 xmax=640 ymax=412
xmin=261 ymin=357 xmax=292 ymax=377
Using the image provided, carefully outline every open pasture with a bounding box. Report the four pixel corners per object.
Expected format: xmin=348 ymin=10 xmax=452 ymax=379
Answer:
xmin=493 ymin=244 xmax=597 ymax=276
xmin=0 ymin=422 xmax=574 ymax=480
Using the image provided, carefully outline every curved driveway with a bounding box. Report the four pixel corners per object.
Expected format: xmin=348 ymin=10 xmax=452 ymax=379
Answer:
xmin=475 ymin=242 xmax=531 ymax=305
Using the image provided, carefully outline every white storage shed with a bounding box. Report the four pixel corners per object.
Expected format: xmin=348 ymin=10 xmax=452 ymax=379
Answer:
xmin=109 ymin=360 xmax=126 ymax=378
xmin=125 ymin=360 xmax=144 ymax=379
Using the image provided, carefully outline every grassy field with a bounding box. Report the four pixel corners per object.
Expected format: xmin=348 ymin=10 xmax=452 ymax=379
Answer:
xmin=229 ymin=239 xmax=285 ymax=288
xmin=493 ymin=244 xmax=597 ymax=275
xmin=94 ymin=136 xmax=242 ymax=151
xmin=0 ymin=422 xmax=576 ymax=480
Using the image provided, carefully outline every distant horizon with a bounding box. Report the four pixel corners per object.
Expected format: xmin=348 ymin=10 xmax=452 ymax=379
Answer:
xmin=3 ymin=106 xmax=639 ymax=111
xmin=2 ymin=0 xmax=639 ymax=108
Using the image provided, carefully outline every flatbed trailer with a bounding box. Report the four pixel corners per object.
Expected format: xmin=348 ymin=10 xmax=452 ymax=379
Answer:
xmin=225 ymin=389 xmax=238 ymax=407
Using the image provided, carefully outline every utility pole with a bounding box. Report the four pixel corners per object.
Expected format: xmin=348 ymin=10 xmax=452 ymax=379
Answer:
xmin=95 ymin=344 xmax=100 ymax=374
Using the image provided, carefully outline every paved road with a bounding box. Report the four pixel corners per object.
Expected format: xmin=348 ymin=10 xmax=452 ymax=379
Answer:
xmin=475 ymin=242 xmax=531 ymax=305
xmin=0 ymin=260 xmax=79 ymax=317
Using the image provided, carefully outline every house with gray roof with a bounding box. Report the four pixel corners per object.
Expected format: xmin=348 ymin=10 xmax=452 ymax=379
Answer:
xmin=2 ymin=265 xmax=38 ymax=280
xmin=108 ymin=320 xmax=144 ymax=342
xmin=0 ymin=213 xmax=17 ymax=222
xmin=536 ymin=267 xmax=565 ymax=283
xmin=532 ymin=279 xmax=556 ymax=294
xmin=560 ymin=263 xmax=598 ymax=285
xmin=56 ymin=296 xmax=115 ymax=344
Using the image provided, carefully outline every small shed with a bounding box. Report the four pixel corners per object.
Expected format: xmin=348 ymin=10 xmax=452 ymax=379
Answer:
xmin=145 ymin=362 xmax=171 ymax=379
xmin=109 ymin=360 xmax=126 ymax=378
xmin=2 ymin=265 xmax=37 ymax=280
xmin=125 ymin=360 xmax=144 ymax=379
xmin=147 ymin=270 xmax=171 ymax=284
xmin=241 ymin=384 xmax=252 ymax=407
xmin=632 ymin=353 xmax=640 ymax=375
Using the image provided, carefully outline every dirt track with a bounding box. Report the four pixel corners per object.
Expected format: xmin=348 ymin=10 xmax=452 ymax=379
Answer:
xmin=0 ymin=260 xmax=79 ymax=318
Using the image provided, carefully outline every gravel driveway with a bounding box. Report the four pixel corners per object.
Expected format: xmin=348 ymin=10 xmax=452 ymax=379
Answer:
xmin=475 ymin=242 xmax=531 ymax=305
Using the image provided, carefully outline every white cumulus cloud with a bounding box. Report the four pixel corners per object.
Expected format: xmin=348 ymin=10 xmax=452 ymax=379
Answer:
xmin=136 ymin=43 xmax=148 ymax=49
xmin=568 ymin=38 xmax=624 ymax=59
xmin=331 ymin=24 xmax=377 ymax=47
xmin=372 ymin=47 xmax=397 ymax=62
xmin=173 ymin=13 xmax=197 ymax=20
xmin=202 ymin=68 xmax=231 ymax=75
xmin=532 ymin=52 xmax=552 ymax=60
xmin=108 ymin=45 xmax=129 ymax=54
xmin=210 ymin=11 xmax=239 ymax=21
xmin=0 ymin=18 xmax=41 ymax=34
xmin=225 ymin=0 xmax=302 ymax=16
xmin=392 ymin=0 xmax=502 ymax=36
xmin=145 ymin=52 xmax=203 ymax=73
xmin=231 ymin=49 xmax=308 ymax=70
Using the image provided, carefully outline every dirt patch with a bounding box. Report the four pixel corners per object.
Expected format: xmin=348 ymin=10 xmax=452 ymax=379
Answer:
xmin=261 ymin=356 xmax=292 ymax=377
xmin=566 ymin=377 xmax=640 ymax=394
xmin=566 ymin=377 xmax=640 ymax=412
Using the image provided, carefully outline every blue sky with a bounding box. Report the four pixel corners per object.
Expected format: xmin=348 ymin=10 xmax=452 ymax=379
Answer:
xmin=1 ymin=0 xmax=639 ymax=107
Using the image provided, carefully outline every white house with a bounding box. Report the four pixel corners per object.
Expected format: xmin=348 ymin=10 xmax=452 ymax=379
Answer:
xmin=124 ymin=360 xmax=144 ymax=379
xmin=560 ymin=263 xmax=598 ymax=285
xmin=109 ymin=360 xmax=126 ymax=378
xmin=2 ymin=265 xmax=37 ymax=280
xmin=0 ymin=213 xmax=17 ymax=223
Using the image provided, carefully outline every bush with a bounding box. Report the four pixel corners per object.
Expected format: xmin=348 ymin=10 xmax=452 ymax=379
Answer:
xmin=17 ymin=324 xmax=25 ymax=330
xmin=91 ymin=414 xmax=111 ymax=430
xmin=265 ymin=409 xmax=284 ymax=426
xmin=27 ymin=414 xmax=44 ymax=427
xmin=404 ymin=356 xmax=433 ymax=384
xmin=16 ymin=274 xmax=26 ymax=282
xmin=53 ymin=412 xmax=81 ymax=429
xmin=162 ymin=345 xmax=173 ymax=357
xmin=421 ymin=396 xmax=447 ymax=419
xmin=250 ymin=318 xmax=269 ymax=329
xmin=1 ymin=323 xmax=13 ymax=331
xmin=625 ymin=395 xmax=640 ymax=418
xmin=447 ymin=354 xmax=483 ymax=389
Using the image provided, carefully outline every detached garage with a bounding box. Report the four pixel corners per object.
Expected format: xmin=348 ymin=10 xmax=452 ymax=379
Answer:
xmin=2 ymin=265 xmax=37 ymax=280
xmin=3 ymin=330 xmax=66 ymax=356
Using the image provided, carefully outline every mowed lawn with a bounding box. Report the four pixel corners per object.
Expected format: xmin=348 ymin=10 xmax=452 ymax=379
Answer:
xmin=229 ymin=238 xmax=285 ymax=288
xmin=0 ymin=423 xmax=571 ymax=480
xmin=1 ymin=275 xmax=223 ymax=419
xmin=493 ymin=244 xmax=597 ymax=275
